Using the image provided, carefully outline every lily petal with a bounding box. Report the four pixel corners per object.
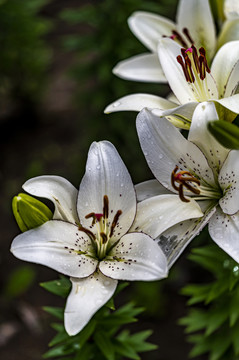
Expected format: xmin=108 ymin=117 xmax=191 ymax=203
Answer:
xmin=131 ymin=194 xmax=203 ymax=238
xmin=218 ymin=20 xmax=239 ymax=48
xmin=214 ymin=94 xmax=239 ymax=114
xmin=219 ymin=150 xmax=239 ymax=215
xmin=23 ymin=176 xmax=78 ymax=223
xmin=152 ymin=102 xmax=198 ymax=129
xmin=113 ymin=53 xmax=166 ymax=83
xmin=78 ymin=141 xmax=136 ymax=238
xmin=135 ymin=179 xmax=171 ymax=202
xmin=224 ymin=0 xmax=239 ymax=20
xmin=10 ymin=220 xmax=98 ymax=278
xmin=176 ymin=0 xmax=216 ymax=60
xmin=99 ymin=232 xmax=168 ymax=281
xmin=209 ymin=208 xmax=239 ymax=263
xmin=65 ymin=273 xmax=117 ymax=336
xmin=104 ymin=94 xmax=176 ymax=114
xmin=189 ymin=102 xmax=229 ymax=175
xmin=211 ymin=41 xmax=239 ymax=98
xmin=136 ymin=108 xmax=215 ymax=192
xmin=157 ymin=205 xmax=216 ymax=268
xmin=128 ymin=11 xmax=175 ymax=52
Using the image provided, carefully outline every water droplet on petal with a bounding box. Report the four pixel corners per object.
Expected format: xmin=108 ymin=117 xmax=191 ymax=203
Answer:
xmin=113 ymin=101 xmax=121 ymax=107
xmin=96 ymin=165 xmax=101 ymax=170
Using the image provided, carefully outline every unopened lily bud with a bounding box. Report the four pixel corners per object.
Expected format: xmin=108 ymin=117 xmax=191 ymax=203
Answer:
xmin=12 ymin=193 xmax=53 ymax=232
xmin=208 ymin=120 xmax=239 ymax=150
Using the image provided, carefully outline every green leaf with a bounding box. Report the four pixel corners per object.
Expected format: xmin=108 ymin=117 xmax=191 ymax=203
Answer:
xmin=12 ymin=193 xmax=52 ymax=232
xmin=43 ymin=306 xmax=64 ymax=320
xmin=94 ymin=331 xmax=115 ymax=360
xmin=100 ymin=302 xmax=144 ymax=327
xmin=208 ymin=120 xmax=239 ymax=150
xmin=40 ymin=275 xmax=71 ymax=298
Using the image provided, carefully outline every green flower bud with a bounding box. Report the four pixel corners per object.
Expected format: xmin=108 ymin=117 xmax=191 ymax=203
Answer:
xmin=12 ymin=193 xmax=53 ymax=232
xmin=208 ymin=120 xmax=239 ymax=150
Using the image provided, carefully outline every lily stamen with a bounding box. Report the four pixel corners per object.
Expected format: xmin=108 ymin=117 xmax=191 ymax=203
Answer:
xmin=110 ymin=210 xmax=122 ymax=237
xmin=171 ymin=166 xmax=201 ymax=202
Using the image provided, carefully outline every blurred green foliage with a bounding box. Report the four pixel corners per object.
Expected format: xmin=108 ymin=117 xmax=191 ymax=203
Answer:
xmin=59 ymin=0 xmax=177 ymax=182
xmin=180 ymin=244 xmax=239 ymax=360
xmin=0 ymin=0 xmax=52 ymax=106
xmin=4 ymin=265 xmax=36 ymax=298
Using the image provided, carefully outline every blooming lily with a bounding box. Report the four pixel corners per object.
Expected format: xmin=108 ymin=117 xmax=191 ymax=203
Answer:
xmin=10 ymin=141 xmax=202 ymax=336
xmin=105 ymin=39 xmax=239 ymax=129
xmin=113 ymin=0 xmax=216 ymax=83
xmin=136 ymin=102 xmax=239 ymax=267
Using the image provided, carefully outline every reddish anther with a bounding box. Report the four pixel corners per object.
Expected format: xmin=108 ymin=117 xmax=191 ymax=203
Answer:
xmin=171 ymin=166 xmax=200 ymax=202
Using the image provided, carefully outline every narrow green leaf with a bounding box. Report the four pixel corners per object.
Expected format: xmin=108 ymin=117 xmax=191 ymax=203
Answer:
xmin=94 ymin=331 xmax=115 ymax=360
xmin=43 ymin=306 xmax=64 ymax=320
xmin=40 ymin=275 xmax=71 ymax=298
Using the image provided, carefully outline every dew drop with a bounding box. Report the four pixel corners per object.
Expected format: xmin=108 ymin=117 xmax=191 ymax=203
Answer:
xmin=159 ymin=154 xmax=163 ymax=159
xmin=113 ymin=101 xmax=121 ymax=108
xmin=96 ymin=165 xmax=101 ymax=170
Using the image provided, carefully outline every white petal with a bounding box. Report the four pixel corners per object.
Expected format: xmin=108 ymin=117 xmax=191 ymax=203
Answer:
xmin=176 ymin=0 xmax=216 ymax=59
xmin=23 ymin=176 xmax=78 ymax=223
xmin=64 ymin=273 xmax=117 ymax=336
xmin=99 ymin=232 xmax=168 ymax=281
xmin=211 ymin=41 xmax=239 ymax=97
xmin=215 ymin=94 xmax=239 ymax=114
xmin=218 ymin=150 xmax=239 ymax=215
xmin=104 ymin=93 xmax=176 ymax=114
xmin=130 ymin=194 xmax=203 ymax=238
xmin=209 ymin=208 xmax=239 ymax=263
xmin=189 ymin=102 xmax=229 ymax=175
xmin=152 ymin=102 xmax=198 ymax=129
xmin=218 ymin=20 xmax=239 ymax=48
xmin=224 ymin=0 xmax=239 ymax=20
xmin=128 ymin=11 xmax=175 ymax=52
xmin=136 ymin=108 xmax=215 ymax=192
xmin=135 ymin=179 xmax=171 ymax=202
xmin=10 ymin=220 xmax=98 ymax=278
xmin=157 ymin=204 xmax=216 ymax=268
xmin=78 ymin=141 xmax=136 ymax=238
xmin=113 ymin=53 xmax=167 ymax=83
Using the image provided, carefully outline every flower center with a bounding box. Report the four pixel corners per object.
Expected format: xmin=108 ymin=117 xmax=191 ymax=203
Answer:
xmin=176 ymin=45 xmax=212 ymax=101
xmin=171 ymin=166 xmax=223 ymax=203
xmin=80 ymin=195 xmax=122 ymax=260
xmin=171 ymin=166 xmax=200 ymax=202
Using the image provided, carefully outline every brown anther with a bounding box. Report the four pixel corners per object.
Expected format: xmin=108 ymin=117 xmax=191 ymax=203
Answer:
xmin=191 ymin=45 xmax=200 ymax=73
xmin=79 ymin=225 xmax=96 ymax=241
xmin=177 ymin=55 xmax=191 ymax=82
xmin=171 ymin=166 xmax=200 ymax=202
xmin=172 ymin=30 xmax=187 ymax=47
xmin=110 ymin=210 xmax=122 ymax=237
xmin=85 ymin=212 xmax=103 ymax=225
xmin=103 ymin=195 xmax=109 ymax=219
xmin=183 ymin=28 xmax=194 ymax=44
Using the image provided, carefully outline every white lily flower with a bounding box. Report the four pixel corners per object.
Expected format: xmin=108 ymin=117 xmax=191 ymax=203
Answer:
xmin=113 ymin=0 xmax=216 ymax=83
xmin=218 ymin=0 xmax=239 ymax=47
xmin=11 ymin=141 xmax=173 ymax=336
xmin=136 ymin=102 xmax=239 ymax=267
xmin=106 ymin=39 xmax=239 ymax=129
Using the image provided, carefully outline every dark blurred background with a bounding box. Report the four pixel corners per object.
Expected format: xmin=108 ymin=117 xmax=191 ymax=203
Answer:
xmin=0 ymin=1 xmax=208 ymax=359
